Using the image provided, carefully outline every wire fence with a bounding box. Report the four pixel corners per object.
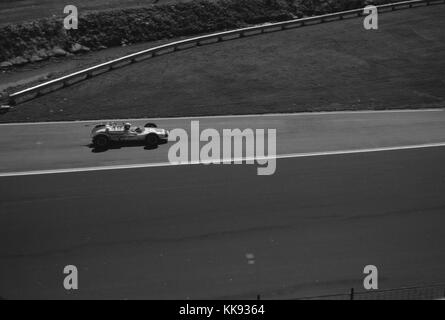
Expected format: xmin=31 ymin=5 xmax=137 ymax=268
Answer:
xmin=296 ymin=284 xmax=445 ymax=300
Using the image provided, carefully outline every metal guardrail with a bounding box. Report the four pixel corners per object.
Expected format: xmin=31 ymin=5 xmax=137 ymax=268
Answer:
xmin=7 ymin=0 xmax=445 ymax=106
xmin=296 ymin=284 xmax=445 ymax=300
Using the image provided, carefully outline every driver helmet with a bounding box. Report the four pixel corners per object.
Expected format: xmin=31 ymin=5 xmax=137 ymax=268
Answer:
xmin=124 ymin=123 xmax=131 ymax=131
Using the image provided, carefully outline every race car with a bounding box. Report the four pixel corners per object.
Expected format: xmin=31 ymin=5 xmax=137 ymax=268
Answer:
xmin=91 ymin=122 xmax=169 ymax=148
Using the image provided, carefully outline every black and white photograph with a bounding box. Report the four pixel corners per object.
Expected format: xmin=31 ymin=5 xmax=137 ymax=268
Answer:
xmin=0 ymin=0 xmax=444 ymax=305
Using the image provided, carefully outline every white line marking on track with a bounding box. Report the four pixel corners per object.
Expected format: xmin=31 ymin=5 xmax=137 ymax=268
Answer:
xmin=1 ymin=142 xmax=445 ymax=178
xmin=0 ymin=109 xmax=442 ymax=126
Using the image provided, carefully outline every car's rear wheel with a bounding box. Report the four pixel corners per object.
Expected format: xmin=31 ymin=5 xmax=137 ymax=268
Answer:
xmin=145 ymin=133 xmax=159 ymax=147
xmin=144 ymin=123 xmax=157 ymax=128
xmin=93 ymin=135 xmax=109 ymax=149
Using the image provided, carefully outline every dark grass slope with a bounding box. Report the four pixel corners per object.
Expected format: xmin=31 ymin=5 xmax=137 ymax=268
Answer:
xmin=1 ymin=4 xmax=444 ymax=122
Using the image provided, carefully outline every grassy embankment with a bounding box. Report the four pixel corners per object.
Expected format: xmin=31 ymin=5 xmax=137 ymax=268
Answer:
xmin=1 ymin=4 xmax=444 ymax=122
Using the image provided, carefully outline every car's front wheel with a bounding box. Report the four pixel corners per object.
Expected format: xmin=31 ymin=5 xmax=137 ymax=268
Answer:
xmin=145 ymin=133 xmax=159 ymax=147
xmin=93 ymin=135 xmax=110 ymax=149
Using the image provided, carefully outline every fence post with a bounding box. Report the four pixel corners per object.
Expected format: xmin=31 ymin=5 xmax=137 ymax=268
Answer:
xmin=350 ymin=288 xmax=355 ymax=300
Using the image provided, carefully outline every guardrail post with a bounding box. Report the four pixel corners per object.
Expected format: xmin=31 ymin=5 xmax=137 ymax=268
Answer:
xmin=0 ymin=104 xmax=11 ymax=113
xmin=350 ymin=288 xmax=355 ymax=300
xmin=0 ymin=91 xmax=10 ymax=105
xmin=0 ymin=94 xmax=15 ymax=110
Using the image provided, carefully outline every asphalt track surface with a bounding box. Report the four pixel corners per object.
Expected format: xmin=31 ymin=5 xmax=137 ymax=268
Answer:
xmin=1 ymin=110 xmax=445 ymax=175
xmin=0 ymin=110 xmax=445 ymax=299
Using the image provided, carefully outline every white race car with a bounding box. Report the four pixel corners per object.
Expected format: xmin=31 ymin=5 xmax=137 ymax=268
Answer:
xmin=91 ymin=122 xmax=169 ymax=149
